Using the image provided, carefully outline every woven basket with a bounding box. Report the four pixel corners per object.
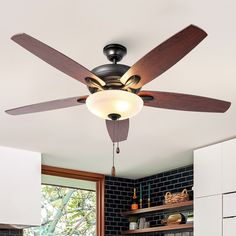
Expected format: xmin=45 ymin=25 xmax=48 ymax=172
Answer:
xmin=164 ymin=189 xmax=189 ymax=205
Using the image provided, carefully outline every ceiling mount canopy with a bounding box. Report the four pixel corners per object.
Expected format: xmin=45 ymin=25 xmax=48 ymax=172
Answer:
xmin=5 ymin=25 xmax=231 ymax=145
xmin=103 ymin=44 xmax=127 ymax=64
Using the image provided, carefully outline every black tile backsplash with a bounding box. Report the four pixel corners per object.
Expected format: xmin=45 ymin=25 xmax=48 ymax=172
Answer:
xmin=105 ymin=165 xmax=193 ymax=236
xmin=105 ymin=176 xmax=135 ymax=236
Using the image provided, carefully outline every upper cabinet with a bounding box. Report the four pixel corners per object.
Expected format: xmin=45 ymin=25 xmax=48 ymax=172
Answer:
xmin=222 ymin=139 xmax=236 ymax=193
xmin=194 ymin=138 xmax=236 ymax=196
xmin=194 ymin=143 xmax=222 ymax=198
xmin=0 ymin=146 xmax=41 ymax=226
xmin=194 ymin=138 xmax=236 ymax=236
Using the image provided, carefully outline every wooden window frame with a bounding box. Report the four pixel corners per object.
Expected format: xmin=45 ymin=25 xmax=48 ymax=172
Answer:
xmin=21 ymin=165 xmax=105 ymax=236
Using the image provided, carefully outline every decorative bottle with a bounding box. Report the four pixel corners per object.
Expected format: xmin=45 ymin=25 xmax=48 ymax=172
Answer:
xmin=131 ymin=188 xmax=138 ymax=210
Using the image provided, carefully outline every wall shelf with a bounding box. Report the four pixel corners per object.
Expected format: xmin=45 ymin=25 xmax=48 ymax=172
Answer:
xmin=121 ymin=200 xmax=193 ymax=216
xmin=121 ymin=201 xmax=193 ymax=235
xmin=121 ymin=223 xmax=193 ymax=235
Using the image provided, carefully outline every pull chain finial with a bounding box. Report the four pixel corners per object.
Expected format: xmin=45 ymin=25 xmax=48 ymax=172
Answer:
xmin=116 ymin=142 xmax=120 ymax=154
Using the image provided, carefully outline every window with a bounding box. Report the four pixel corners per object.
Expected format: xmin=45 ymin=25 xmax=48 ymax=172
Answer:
xmin=23 ymin=166 xmax=104 ymax=236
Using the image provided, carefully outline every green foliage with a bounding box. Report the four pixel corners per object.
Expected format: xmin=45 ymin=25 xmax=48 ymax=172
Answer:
xmin=24 ymin=184 xmax=96 ymax=236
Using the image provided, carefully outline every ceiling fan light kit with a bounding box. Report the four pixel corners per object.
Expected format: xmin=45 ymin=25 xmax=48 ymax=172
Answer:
xmin=6 ymin=25 xmax=231 ymax=175
xmin=86 ymin=90 xmax=143 ymax=120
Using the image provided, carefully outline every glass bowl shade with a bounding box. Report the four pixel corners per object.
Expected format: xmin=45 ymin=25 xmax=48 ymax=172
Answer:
xmin=86 ymin=90 xmax=143 ymax=120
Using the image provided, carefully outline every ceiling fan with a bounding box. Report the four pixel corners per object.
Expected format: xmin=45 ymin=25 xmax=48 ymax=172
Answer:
xmin=6 ymin=25 xmax=231 ymax=144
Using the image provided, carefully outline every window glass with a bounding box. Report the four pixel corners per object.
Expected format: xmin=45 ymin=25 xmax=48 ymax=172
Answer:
xmin=24 ymin=175 xmax=96 ymax=236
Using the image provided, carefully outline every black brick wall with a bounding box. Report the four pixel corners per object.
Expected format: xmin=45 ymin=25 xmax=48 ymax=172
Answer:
xmin=105 ymin=176 xmax=135 ymax=235
xmin=105 ymin=165 xmax=193 ymax=236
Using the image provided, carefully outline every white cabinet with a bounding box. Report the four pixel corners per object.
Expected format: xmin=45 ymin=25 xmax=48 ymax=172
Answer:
xmin=223 ymin=218 xmax=236 ymax=236
xmin=194 ymin=138 xmax=236 ymax=236
xmin=223 ymin=193 xmax=236 ymax=217
xmin=194 ymin=143 xmax=222 ymax=197
xmin=194 ymin=195 xmax=222 ymax=236
xmin=0 ymin=146 xmax=41 ymax=226
xmin=222 ymin=139 xmax=236 ymax=193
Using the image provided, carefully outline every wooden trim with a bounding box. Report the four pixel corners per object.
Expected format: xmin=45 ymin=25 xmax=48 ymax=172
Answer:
xmin=42 ymin=165 xmax=104 ymax=181
xmin=121 ymin=223 xmax=193 ymax=235
xmin=121 ymin=201 xmax=193 ymax=216
xmin=96 ymin=177 xmax=105 ymax=236
xmin=41 ymin=165 xmax=105 ymax=236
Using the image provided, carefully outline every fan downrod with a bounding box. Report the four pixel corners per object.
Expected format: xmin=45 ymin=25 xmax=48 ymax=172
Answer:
xmin=103 ymin=44 xmax=127 ymax=63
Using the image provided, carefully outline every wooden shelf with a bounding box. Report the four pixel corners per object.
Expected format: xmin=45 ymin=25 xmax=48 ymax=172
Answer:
xmin=121 ymin=201 xmax=193 ymax=216
xmin=121 ymin=223 xmax=193 ymax=235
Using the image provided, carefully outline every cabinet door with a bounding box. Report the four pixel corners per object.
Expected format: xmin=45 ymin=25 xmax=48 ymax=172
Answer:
xmin=194 ymin=143 xmax=221 ymax=197
xmin=222 ymin=139 xmax=236 ymax=193
xmin=223 ymin=218 xmax=236 ymax=236
xmin=194 ymin=195 xmax=222 ymax=236
xmin=223 ymin=192 xmax=236 ymax=217
xmin=0 ymin=146 xmax=41 ymax=226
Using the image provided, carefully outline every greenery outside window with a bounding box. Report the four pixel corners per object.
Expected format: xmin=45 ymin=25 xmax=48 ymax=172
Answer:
xmin=23 ymin=166 xmax=104 ymax=236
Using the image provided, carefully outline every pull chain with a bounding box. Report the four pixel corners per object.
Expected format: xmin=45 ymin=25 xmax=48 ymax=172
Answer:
xmin=113 ymin=142 xmax=115 ymax=166
xmin=111 ymin=142 xmax=116 ymax=176
xmin=116 ymin=120 xmax=120 ymax=154
xmin=111 ymin=119 xmax=121 ymax=176
xmin=111 ymin=121 xmax=116 ymax=176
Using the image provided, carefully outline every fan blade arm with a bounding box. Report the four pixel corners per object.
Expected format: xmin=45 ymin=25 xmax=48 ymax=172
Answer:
xmin=120 ymin=25 xmax=207 ymax=89
xmin=5 ymin=95 xmax=88 ymax=115
xmin=106 ymin=119 xmax=129 ymax=142
xmin=11 ymin=33 xmax=105 ymax=86
xmin=138 ymin=90 xmax=231 ymax=113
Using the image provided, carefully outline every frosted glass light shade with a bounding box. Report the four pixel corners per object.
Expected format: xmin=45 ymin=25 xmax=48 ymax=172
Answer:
xmin=86 ymin=90 xmax=143 ymax=120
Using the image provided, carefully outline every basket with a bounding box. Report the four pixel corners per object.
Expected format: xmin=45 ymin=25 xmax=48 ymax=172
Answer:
xmin=164 ymin=189 xmax=189 ymax=205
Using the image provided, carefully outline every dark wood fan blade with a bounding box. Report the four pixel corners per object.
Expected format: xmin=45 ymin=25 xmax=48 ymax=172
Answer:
xmin=5 ymin=95 xmax=88 ymax=115
xmin=106 ymin=119 xmax=129 ymax=142
xmin=11 ymin=33 xmax=105 ymax=86
xmin=139 ymin=91 xmax=231 ymax=113
xmin=120 ymin=25 xmax=207 ymax=89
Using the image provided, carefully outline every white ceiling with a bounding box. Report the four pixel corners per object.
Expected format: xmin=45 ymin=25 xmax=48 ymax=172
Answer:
xmin=0 ymin=0 xmax=236 ymax=178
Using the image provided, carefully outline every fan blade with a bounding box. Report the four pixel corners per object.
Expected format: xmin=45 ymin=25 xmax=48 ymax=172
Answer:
xmin=120 ymin=25 xmax=207 ymax=89
xmin=106 ymin=119 xmax=129 ymax=142
xmin=139 ymin=91 xmax=231 ymax=113
xmin=5 ymin=95 xmax=88 ymax=115
xmin=11 ymin=33 xmax=105 ymax=86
